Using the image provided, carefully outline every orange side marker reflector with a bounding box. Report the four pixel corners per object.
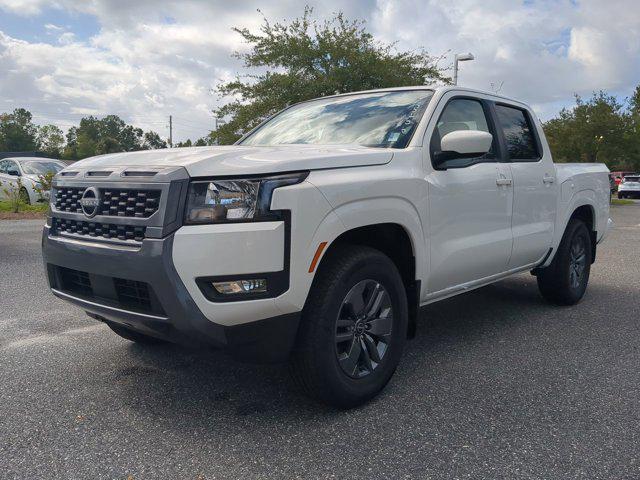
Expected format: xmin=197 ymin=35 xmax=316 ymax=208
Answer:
xmin=309 ymin=242 xmax=328 ymax=273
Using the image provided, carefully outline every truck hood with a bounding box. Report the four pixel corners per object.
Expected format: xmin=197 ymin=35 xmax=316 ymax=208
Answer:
xmin=65 ymin=145 xmax=394 ymax=177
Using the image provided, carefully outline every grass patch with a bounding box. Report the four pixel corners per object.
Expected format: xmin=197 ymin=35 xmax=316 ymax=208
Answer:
xmin=0 ymin=201 xmax=48 ymax=213
xmin=0 ymin=201 xmax=48 ymax=219
xmin=611 ymin=198 xmax=636 ymax=206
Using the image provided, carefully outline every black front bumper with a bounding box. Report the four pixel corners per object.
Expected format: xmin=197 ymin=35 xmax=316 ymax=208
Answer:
xmin=42 ymin=227 xmax=300 ymax=363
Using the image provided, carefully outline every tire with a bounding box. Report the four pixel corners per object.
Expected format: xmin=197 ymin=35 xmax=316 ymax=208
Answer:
xmin=536 ymin=218 xmax=592 ymax=306
xmin=106 ymin=322 xmax=166 ymax=345
xmin=19 ymin=187 xmax=30 ymax=205
xmin=617 ymin=192 xmax=623 ymax=199
xmin=289 ymin=245 xmax=408 ymax=408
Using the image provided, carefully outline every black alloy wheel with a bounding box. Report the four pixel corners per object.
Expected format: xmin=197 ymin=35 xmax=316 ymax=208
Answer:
xmin=335 ymin=279 xmax=393 ymax=379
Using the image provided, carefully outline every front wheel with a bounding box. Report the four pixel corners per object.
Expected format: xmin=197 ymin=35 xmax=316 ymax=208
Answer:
xmin=537 ymin=218 xmax=592 ymax=305
xmin=289 ymin=245 xmax=408 ymax=408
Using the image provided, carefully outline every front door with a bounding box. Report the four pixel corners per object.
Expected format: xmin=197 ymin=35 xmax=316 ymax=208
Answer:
xmin=426 ymin=96 xmax=514 ymax=294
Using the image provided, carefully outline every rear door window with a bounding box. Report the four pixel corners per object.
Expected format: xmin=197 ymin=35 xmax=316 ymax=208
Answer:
xmin=495 ymin=105 xmax=540 ymax=161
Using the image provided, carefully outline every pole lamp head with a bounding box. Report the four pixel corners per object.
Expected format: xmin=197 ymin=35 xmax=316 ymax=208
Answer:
xmin=456 ymin=53 xmax=475 ymax=62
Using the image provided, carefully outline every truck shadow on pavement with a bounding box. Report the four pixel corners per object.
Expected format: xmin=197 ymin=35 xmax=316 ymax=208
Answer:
xmin=104 ymin=272 xmax=604 ymax=424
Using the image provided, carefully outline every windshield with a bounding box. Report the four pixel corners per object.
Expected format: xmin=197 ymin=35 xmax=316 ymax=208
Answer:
xmin=624 ymin=176 xmax=639 ymax=183
xmin=240 ymin=90 xmax=433 ymax=149
xmin=20 ymin=161 xmax=64 ymax=175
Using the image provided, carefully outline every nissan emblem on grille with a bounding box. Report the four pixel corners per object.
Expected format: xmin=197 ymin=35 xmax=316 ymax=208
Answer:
xmin=79 ymin=187 xmax=101 ymax=218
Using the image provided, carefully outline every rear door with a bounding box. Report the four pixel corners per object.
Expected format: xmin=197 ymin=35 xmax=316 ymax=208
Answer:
xmin=426 ymin=94 xmax=514 ymax=294
xmin=492 ymin=103 xmax=558 ymax=268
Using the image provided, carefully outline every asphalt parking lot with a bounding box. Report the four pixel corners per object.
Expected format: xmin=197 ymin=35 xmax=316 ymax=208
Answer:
xmin=1 ymin=205 xmax=639 ymax=480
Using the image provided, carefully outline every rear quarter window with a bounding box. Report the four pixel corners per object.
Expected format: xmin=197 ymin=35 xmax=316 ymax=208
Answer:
xmin=495 ymin=104 xmax=540 ymax=161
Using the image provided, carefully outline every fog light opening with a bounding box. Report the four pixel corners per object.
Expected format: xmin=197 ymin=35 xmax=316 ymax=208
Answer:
xmin=212 ymin=279 xmax=267 ymax=295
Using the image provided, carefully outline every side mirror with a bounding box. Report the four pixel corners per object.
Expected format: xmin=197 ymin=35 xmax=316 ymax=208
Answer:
xmin=7 ymin=168 xmax=21 ymax=177
xmin=434 ymin=130 xmax=493 ymax=168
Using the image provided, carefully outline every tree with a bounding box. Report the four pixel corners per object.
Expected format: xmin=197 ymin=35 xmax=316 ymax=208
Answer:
xmin=0 ymin=108 xmax=39 ymax=152
xmin=543 ymin=90 xmax=637 ymax=170
xmin=627 ymin=85 xmax=640 ymax=166
xmin=629 ymin=84 xmax=640 ymax=119
xmin=143 ymin=131 xmax=168 ymax=149
xmin=61 ymin=115 xmax=160 ymax=159
xmin=175 ymin=137 xmax=208 ymax=147
xmin=209 ymin=7 xmax=449 ymax=144
xmin=37 ymin=124 xmax=65 ymax=157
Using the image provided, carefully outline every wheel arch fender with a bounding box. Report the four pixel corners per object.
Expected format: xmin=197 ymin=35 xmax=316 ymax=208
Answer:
xmin=276 ymin=195 xmax=427 ymax=317
xmin=543 ymin=188 xmax=597 ymax=268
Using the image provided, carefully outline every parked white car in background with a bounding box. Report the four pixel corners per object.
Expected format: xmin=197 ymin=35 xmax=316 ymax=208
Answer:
xmin=0 ymin=157 xmax=66 ymax=204
xmin=43 ymin=86 xmax=612 ymax=407
xmin=617 ymin=174 xmax=640 ymax=199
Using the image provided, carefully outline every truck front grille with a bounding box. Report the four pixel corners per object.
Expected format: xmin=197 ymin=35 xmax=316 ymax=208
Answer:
xmin=54 ymin=187 xmax=161 ymax=218
xmin=52 ymin=218 xmax=146 ymax=243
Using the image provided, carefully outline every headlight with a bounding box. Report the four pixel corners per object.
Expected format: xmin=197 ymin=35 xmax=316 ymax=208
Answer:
xmin=185 ymin=172 xmax=308 ymax=224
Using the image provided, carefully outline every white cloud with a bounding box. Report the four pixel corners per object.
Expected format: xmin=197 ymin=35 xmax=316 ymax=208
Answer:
xmin=57 ymin=31 xmax=75 ymax=44
xmin=44 ymin=23 xmax=64 ymax=33
xmin=0 ymin=0 xmax=48 ymax=15
xmin=0 ymin=0 xmax=639 ymax=141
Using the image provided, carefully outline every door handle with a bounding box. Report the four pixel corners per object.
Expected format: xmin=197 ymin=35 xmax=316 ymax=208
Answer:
xmin=543 ymin=175 xmax=555 ymax=184
xmin=496 ymin=178 xmax=512 ymax=186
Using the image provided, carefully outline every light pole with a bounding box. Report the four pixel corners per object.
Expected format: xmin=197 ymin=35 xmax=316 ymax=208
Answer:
xmin=453 ymin=52 xmax=475 ymax=85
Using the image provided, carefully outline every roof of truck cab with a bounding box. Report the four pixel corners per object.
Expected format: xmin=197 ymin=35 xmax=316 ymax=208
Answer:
xmin=297 ymin=85 xmax=530 ymax=109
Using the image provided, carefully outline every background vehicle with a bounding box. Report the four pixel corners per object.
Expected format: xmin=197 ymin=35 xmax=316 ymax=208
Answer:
xmin=42 ymin=87 xmax=612 ymax=407
xmin=611 ymin=171 xmax=636 ymax=188
xmin=0 ymin=157 xmax=66 ymax=204
xmin=618 ymin=174 xmax=640 ymax=199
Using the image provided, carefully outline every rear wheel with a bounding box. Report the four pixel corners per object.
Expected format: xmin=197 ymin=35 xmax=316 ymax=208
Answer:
xmin=289 ymin=245 xmax=408 ymax=408
xmin=618 ymin=192 xmax=624 ymax=199
xmin=106 ymin=322 xmax=166 ymax=345
xmin=536 ymin=218 xmax=591 ymax=305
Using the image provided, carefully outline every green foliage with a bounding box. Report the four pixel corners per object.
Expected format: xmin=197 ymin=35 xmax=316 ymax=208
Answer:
xmin=0 ymin=108 xmax=39 ymax=152
xmin=0 ymin=176 xmax=26 ymax=213
xmin=175 ymin=137 xmax=208 ymax=147
xmin=62 ymin=115 xmax=166 ymax=159
xmin=37 ymin=124 xmax=65 ymax=158
xmin=0 ymin=107 xmax=168 ymax=160
xmin=143 ymin=131 xmax=168 ymax=149
xmin=0 ymin=200 xmax=48 ymax=214
xmin=543 ymin=89 xmax=640 ymax=170
xmin=209 ymin=7 xmax=449 ymax=145
xmin=34 ymin=171 xmax=55 ymax=201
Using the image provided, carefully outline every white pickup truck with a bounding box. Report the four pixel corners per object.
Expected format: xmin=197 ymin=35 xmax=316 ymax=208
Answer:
xmin=43 ymin=86 xmax=612 ymax=407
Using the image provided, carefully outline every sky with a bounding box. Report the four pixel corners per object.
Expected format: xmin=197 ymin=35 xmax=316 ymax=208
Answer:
xmin=0 ymin=0 xmax=639 ymax=142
